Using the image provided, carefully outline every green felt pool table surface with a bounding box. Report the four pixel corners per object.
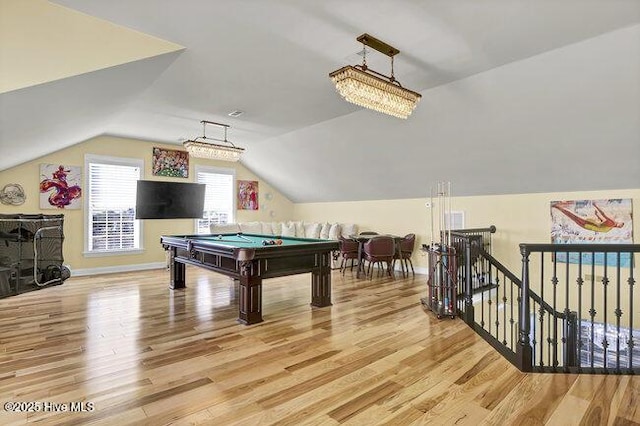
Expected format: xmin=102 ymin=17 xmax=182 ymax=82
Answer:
xmin=185 ymin=233 xmax=327 ymax=248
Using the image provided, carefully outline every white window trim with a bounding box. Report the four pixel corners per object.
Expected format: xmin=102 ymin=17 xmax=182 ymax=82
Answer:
xmin=194 ymin=165 xmax=236 ymax=233
xmin=83 ymin=154 xmax=145 ymax=256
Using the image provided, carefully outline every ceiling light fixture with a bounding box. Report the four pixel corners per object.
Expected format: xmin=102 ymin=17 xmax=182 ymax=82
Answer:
xmin=330 ymin=33 xmax=421 ymax=119
xmin=183 ymin=120 xmax=245 ymax=162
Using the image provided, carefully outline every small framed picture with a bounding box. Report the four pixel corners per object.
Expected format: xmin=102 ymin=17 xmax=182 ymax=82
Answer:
xmin=152 ymin=147 xmax=189 ymax=178
xmin=238 ymin=180 xmax=259 ymax=210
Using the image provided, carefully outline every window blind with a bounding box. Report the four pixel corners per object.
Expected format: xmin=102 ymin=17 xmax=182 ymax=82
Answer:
xmin=87 ymin=160 xmax=141 ymax=252
xmin=196 ymin=169 xmax=234 ymax=234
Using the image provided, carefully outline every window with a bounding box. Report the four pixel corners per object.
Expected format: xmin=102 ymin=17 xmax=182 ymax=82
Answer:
xmin=85 ymin=155 xmax=143 ymax=255
xmin=445 ymin=211 xmax=465 ymax=230
xmin=195 ymin=166 xmax=235 ymax=234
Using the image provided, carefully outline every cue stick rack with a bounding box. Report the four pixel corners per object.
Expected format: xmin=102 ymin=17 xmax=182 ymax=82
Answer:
xmin=421 ymin=182 xmax=458 ymax=319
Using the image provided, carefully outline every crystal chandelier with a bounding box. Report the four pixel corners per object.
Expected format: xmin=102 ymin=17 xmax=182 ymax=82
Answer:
xmin=183 ymin=120 xmax=245 ymax=162
xmin=330 ymin=34 xmax=421 ymax=119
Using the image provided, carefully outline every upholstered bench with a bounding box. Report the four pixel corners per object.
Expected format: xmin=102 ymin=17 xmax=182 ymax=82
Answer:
xmin=210 ymin=221 xmax=358 ymax=269
xmin=210 ymin=221 xmax=358 ymax=241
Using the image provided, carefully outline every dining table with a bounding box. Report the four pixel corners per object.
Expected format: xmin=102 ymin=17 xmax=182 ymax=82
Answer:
xmin=350 ymin=233 xmax=403 ymax=278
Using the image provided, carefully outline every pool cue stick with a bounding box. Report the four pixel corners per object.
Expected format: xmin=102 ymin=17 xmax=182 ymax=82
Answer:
xmin=237 ymin=233 xmax=252 ymax=242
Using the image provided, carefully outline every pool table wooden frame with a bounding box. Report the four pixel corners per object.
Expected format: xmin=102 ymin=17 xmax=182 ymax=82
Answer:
xmin=160 ymin=233 xmax=339 ymax=325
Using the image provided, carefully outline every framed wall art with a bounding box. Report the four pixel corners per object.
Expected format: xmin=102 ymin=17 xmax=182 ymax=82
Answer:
xmin=39 ymin=164 xmax=82 ymax=209
xmin=152 ymin=147 xmax=189 ymax=178
xmin=238 ymin=180 xmax=259 ymax=210
xmin=550 ymin=198 xmax=633 ymax=267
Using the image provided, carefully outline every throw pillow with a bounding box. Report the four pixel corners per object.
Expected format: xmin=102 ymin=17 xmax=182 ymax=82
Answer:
xmin=304 ymin=222 xmax=321 ymax=239
xmin=282 ymin=222 xmax=296 ymax=237
xmin=320 ymin=222 xmax=331 ymax=239
xmin=292 ymin=221 xmax=305 ymax=237
xmin=328 ymin=223 xmax=341 ymax=240
xmin=340 ymin=223 xmax=358 ymax=238
xmin=271 ymin=221 xmax=282 ymax=235
xmin=261 ymin=222 xmax=275 ymax=235
xmin=210 ymin=223 xmax=241 ymax=234
xmin=241 ymin=222 xmax=262 ymax=234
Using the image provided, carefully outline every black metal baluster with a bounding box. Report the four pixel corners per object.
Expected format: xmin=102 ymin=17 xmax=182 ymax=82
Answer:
xmin=615 ymin=252 xmax=622 ymax=373
xmin=577 ymin=256 xmax=583 ymax=371
xmin=532 ymin=300 xmax=538 ymax=369
xmin=551 ymin=254 xmax=559 ymax=369
xmin=589 ymin=254 xmax=596 ymax=369
xmin=602 ymin=255 xmax=609 ymax=370
xmin=510 ymin=273 xmax=515 ymax=352
xmin=494 ymin=273 xmax=500 ymax=343
xmin=480 ymin=262 xmax=486 ymax=330
xmin=487 ymin=272 xmax=498 ymax=339
xmin=540 ymin=254 xmax=545 ymax=367
xmin=502 ymin=271 xmax=507 ymax=346
xmin=488 ymin=262 xmax=494 ymax=335
xmin=628 ymin=254 xmax=635 ymax=370
xmin=463 ymin=236 xmax=473 ymax=325
xmin=562 ymin=257 xmax=570 ymax=370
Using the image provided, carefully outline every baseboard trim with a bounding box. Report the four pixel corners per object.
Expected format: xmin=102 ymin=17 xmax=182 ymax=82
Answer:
xmin=413 ymin=266 xmax=428 ymax=275
xmin=71 ymin=262 xmax=166 ymax=277
xmin=70 ymin=262 xmax=428 ymax=277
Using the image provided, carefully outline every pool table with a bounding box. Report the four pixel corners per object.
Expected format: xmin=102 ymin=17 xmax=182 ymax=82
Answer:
xmin=160 ymin=233 xmax=339 ymax=325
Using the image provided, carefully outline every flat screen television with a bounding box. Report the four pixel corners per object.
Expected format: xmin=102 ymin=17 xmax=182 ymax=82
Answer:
xmin=135 ymin=180 xmax=206 ymax=219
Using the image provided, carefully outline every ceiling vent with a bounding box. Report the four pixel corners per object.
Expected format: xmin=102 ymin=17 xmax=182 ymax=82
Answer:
xmin=228 ymin=110 xmax=244 ymax=117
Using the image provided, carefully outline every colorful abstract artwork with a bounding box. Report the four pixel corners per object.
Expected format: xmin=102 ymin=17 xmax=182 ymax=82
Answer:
xmin=550 ymin=199 xmax=633 ymax=267
xmin=152 ymin=147 xmax=189 ymax=178
xmin=238 ymin=180 xmax=259 ymax=210
xmin=39 ymin=164 xmax=82 ymax=209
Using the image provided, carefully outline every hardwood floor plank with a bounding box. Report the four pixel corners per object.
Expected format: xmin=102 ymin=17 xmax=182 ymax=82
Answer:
xmin=327 ymin=381 xmax=404 ymax=422
xmin=616 ymin=377 xmax=640 ymax=423
xmin=545 ymin=394 xmax=590 ymax=426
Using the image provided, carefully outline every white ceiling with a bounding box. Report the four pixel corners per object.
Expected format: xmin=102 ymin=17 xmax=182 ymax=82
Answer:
xmin=2 ymin=0 xmax=639 ymax=202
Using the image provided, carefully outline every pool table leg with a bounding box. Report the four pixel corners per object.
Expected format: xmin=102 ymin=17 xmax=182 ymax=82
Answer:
xmin=238 ymin=261 xmax=263 ymax=325
xmin=168 ymin=249 xmax=185 ymax=289
xmin=311 ymin=252 xmax=332 ymax=307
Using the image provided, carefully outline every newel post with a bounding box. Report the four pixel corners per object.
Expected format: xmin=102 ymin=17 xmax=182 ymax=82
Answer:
xmin=564 ymin=310 xmax=579 ymax=368
xmin=517 ymin=244 xmax=533 ymax=372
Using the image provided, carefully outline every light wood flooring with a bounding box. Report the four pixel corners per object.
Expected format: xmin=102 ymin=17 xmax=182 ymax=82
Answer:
xmin=0 ymin=266 xmax=638 ymax=425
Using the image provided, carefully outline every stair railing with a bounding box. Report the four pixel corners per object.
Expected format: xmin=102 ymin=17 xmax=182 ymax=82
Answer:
xmin=520 ymin=243 xmax=638 ymax=374
xmin=447 ymin=227 xmax=639 ymax=374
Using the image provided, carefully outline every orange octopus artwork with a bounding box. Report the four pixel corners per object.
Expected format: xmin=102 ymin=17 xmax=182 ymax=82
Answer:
xmin=39 ymin=164 xmax=82 ymax=209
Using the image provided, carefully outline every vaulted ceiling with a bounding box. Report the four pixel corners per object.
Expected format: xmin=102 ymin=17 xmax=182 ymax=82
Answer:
xmin=1 ymin=0 xmax=639 ymax=202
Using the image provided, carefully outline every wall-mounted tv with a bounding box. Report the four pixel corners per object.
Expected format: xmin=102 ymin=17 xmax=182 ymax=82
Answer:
xmin=135 ymin=180 xmax=206 ymax=219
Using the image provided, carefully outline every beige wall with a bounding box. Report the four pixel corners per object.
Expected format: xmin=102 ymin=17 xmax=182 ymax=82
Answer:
xmin=1 ymin=137 xmax=637 ymax=279
xmin=294 ymin=188 xmax=640 ymax=274
xmin=0 ymin=135 xmax=294 ymax=273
